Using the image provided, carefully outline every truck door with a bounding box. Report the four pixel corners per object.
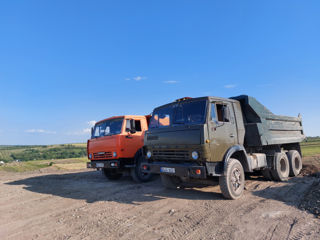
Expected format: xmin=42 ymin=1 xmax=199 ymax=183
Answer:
xmin=122 ymin=119 xmax=144 ymax=158
xmin=208 ymin=101 xmax=237 ymax=162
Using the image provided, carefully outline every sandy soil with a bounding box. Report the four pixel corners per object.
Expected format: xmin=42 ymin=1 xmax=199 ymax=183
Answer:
xmin=0 ymin=167 xmax=319 ymax=240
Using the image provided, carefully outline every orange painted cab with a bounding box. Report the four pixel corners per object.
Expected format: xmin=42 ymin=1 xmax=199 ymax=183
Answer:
xmin=87 ymin=115 xmax=152 ymax=182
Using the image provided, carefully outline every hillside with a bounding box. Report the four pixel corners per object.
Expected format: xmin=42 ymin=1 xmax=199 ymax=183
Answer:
xmin=0 ymin=137 xmax=319 ymax=163
xmin=0 ymin=144 xmax=87 ymax=163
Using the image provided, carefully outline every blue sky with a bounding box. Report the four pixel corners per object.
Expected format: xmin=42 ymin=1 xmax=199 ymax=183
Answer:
xmin=0 ymin=1 xmax=320 ymax=145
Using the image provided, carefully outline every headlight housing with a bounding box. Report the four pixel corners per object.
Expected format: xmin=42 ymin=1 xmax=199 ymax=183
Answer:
xmin=146 ymin=150 xmax=152 ymax=159
xmin=113 ymin=152 xmax=117 ymax=157
xmin=191 ymin=151 xmax=199 ymax=160
xmin=88 ymin=153 xmax=92 ymax=159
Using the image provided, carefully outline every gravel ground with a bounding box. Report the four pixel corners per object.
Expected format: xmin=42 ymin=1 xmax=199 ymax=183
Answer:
xmin=0 ymin=167 xmax=320 ymax=240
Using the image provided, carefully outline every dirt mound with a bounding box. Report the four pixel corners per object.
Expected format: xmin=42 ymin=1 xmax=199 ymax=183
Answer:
xmin=300 ymin=164 xmax=320 ymax=177
xmin=299 ymin=161 xmax=320 ymax=218
xmin=299 ymin=180 xmax=320 ymax=218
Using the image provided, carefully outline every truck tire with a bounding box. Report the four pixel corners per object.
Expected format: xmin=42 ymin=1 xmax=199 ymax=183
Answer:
xmin=160 ymin=174 xmax=182 ymax=189
xmin=261 ymin=169 xmax=273 ymax=181
xmin=287 ymin=150 xmax=302 ymax=177
xmin=270 ymin=152 xmax=289 ymax=181
xmin=131 ymin=155 xmax=153 ymax=183
xmin=102 ymin=168 xmax=122 ymax=180
xmin=219 ymin=158 xmax=245 ymax=200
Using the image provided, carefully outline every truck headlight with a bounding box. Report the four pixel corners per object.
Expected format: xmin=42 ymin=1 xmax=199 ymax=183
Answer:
xmin=191 ymin=151 xmax=199 ymax=160
xmin=113 ymin=152 xmax=117 ymax=157
xmin=89 ymin=154 xmax=92 ymax=159
xmin=146 ymin=150 xmax=152 ymax=159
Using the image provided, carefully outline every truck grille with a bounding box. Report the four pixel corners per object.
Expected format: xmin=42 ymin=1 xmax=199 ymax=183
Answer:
xmin=152 ymin=150 xmax=189 ymax=160
xmin=93 ymin=152 xmax=112 ymax=159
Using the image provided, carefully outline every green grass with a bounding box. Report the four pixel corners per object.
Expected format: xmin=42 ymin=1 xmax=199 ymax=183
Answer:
xmin=0 ymin=144 xmax=87 ymax=163
xmin=0 ymin=161 xmax=50 ymax=172
xmin=0 ymin=143 xmax=88 ymax=172
xmin=301 ymin=139 xmax=320 ymax=157
xmin=0 ymin=157 xmax=88 ymax=172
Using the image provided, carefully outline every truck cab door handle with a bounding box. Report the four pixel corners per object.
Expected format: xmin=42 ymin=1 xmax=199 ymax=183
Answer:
xmin=230 ymin=134 xmax=235 ymax=138
xmin=126 ymin=136 xmax=133 ymax=139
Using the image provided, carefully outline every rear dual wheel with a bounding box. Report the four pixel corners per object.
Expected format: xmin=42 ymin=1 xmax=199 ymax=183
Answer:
xmin=262 ymin=150 xmax=302 ymax=181
xmin=287 ymin=150 xmax=302 ymax=177
xmin=270 ymin=152 xmax=289 ymax=181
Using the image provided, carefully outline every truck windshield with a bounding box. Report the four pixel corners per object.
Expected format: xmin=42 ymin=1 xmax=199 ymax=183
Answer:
xmin=149 ymin=100 xmax=207 ymax=128
xmin=92 ymin=118 xmax=123 ymax=138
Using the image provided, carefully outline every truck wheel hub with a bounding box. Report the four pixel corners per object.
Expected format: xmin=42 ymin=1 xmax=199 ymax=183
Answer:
xmin=231 ymin=168 xmax=241 ymax=190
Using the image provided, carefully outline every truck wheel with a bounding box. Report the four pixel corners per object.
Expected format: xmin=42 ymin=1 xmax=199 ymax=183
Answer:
xmin=160 ymin=174 xmax=182 ymax=189
xmin=102 ymin=168 xmax=122 ymax=180
xmin=270 ymin=152 xmax=289 ymax=181
xmin=287 ymin=150 xmax=302 ymax=177
xmin=131 ymin=155 xmax=153 ymax=183
xmin=261 ymin=169 xmax=273 ymax=181
xmin=219 ymin=158 xmax=245 ymax=200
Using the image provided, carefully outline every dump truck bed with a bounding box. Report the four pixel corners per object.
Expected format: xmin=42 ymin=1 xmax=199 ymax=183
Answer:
xmin=231 ymin=95 xmax=305 ymax=147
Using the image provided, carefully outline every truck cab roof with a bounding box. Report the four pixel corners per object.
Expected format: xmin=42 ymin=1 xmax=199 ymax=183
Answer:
xmin=96 ymin=115 xmax=149 ymax=125
xmin=154 ymin=96 xmax=239 ymax=110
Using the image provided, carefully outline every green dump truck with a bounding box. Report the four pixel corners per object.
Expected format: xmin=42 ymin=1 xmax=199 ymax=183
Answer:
xmin=142 ymin=95 xmax=305 ymax=199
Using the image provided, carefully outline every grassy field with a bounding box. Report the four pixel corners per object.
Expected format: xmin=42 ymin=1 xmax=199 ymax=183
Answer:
xmin=0 ymin=138 xmax=319 ymax=172
xmin=0 ymin=144 xmax=87 ymax=163
xmin=301 ymin=137 xmax=320 ymax=157
xmin=0 ymin=143 xmax=88 ymax=172
xmin=0 ymin=157 xmax=88 ymax=172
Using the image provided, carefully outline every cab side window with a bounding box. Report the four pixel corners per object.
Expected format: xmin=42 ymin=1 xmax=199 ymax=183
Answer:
xmin=134 ymin=120 xmax=142 ymax=131
xmin=211 ymin=103 xmax=217 ymax=120
xmin=125 ymin=119 xmax=142 ymax=132
xmin=216 ymin=104 xmax=230 ymax=122
xmin=125 ymin=120 xmax=131 ymax=132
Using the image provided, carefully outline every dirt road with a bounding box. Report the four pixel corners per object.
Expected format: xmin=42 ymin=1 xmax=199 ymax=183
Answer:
xmin=0 ymin=168 xmax=319 ymax=240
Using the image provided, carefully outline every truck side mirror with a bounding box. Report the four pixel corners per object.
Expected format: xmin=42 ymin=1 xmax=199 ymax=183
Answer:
xmin=214 ymin=120 xmax=224 ymax=128
xmin=129 ymin=119 xmax=136 ymax=134
xmin=130 ymin=129 xmax=136 ymax=134
xmin=91 ymin=127 xmax=94 ymax=136
xmin=223 ymin=106 xmax=230 ymax=122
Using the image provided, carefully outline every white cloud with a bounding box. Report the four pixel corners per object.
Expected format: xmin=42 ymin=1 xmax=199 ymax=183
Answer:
xmin=224 ymin=84 xmax=236 ymax=89
xmin=125 ymin=76 xmax=147 ymax=81
xmin=66 ymin=128 xmax=91 ymax=136
xmin=66 ymin=121 xmax=96 ymax=136
xmin=88 ymin=120 xmax=96 ymax=127
xmin=25 ymin=129 xmax=56 ymax=134
xmin=133 ymin=76 xmax=146 ymax=81
xmin=163 ymin=80 xmax=178 ymax=84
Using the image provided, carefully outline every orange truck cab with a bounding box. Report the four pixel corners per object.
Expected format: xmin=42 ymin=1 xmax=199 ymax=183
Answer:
xmin=87 ymin=115 xmax=153 ymax=182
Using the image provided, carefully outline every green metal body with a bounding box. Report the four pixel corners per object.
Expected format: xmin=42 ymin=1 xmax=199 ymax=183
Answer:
xmin=144 ymin=95 xmax=305 ymax=176
xmin=231 ymin=95 xmax=305 ymax=146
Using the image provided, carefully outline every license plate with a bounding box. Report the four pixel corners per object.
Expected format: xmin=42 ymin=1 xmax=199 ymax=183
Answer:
xmin=160 ymin=167 xmax=175 ymax=173
xmin=96 ymin=163 xmax=104 ymax=168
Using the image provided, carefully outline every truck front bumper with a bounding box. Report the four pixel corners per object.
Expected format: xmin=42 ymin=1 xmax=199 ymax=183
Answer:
xmin=87 ymin=160 xmax=120 ymax=169
xmin=144 ymin=162 xmax=207 ymax=179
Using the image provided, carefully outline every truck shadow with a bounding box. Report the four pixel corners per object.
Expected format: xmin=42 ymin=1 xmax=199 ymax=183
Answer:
xmin=7 ymin=170 xmax=317 ymax=209
xmin=248 ymin=175 xmax=318 ymax=214
xmin=6 ymin=170 xmax=224 ymax=204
